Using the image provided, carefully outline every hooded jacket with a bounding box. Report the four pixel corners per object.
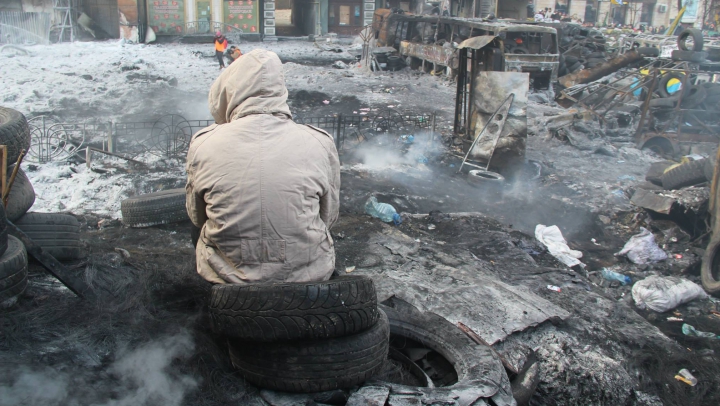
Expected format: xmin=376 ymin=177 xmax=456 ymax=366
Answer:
xmin=186 ymin=49 xmax=340 ymax=284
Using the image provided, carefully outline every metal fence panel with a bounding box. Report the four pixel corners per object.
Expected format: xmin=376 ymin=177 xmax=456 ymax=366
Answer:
xmin=0 ymin=12 xmax=51 ymax=45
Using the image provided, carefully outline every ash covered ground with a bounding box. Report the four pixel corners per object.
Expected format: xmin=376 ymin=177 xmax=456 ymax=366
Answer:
xmin=2 ymin=40 xmax=720 ymax=406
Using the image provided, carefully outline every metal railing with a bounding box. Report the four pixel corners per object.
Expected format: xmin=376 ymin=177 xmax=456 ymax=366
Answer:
xmin=0 ymin=12 xmax=51 ymax=45
xmin=27 ymin=112 xmax=434 ymax=163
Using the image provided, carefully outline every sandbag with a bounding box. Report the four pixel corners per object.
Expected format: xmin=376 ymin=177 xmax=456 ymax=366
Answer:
xmin=632 ymin=275 xmax=707 ymax=312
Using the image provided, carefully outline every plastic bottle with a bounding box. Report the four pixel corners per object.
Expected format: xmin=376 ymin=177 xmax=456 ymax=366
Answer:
xmin=601 ymin=269 xmax=631 ymax=285
xmin=364 ymin=196 xmax=402 ymax=225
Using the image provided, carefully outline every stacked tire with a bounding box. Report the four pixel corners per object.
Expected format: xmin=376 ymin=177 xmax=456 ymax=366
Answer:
xmin=0 ymin=107 xmax=32 ymax=307
xmin=209 ymin=276 xmax=389 ymax=392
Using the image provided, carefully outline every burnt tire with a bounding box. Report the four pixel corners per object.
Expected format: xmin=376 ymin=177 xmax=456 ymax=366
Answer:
xmin=680 ymin=84 xmax=708 ymax=108
xmin=677 ymin=28 xmax=704 ymax=52
xmin=378 ymin=298 xmax=514 ymax=405
xmin=5 ymin=167 xmax=35 ymax=222
xmin=637 ymin=47 xmax=660 ymax=57
xmin=228 ymin=308 xmax=389 ymax=393
xmin=702 ymin=235 xmax=720 ymax=293
xmin=0 ymin=236 xmax=28 ymax=306
xmin=210 ymin=275 xmax=380 ymax=342
xmin=120 ymin=188 xmax=188 ymax=228
xmin=0 ymin=201 xmax=7 ymax=258
xmin=671 ymin=50 xmax=707 ymax=63
xmin=13 ymin=213 xmax=84 ymax=260
xmin=661 ymin=159 xmax=708 ymax=190
xmin=564 ymin=55 xmax=578 ymax=65
xmin=467 ymin=170 xmax=505 ymax=192
xmin=0 ymin=107 xmax=32 ymax=167
xmin=658 ymin=72 xmax=685 ymax=97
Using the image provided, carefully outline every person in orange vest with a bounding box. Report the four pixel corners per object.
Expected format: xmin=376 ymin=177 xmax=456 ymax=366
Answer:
xmin=214 ymin=31 xmax=228 ymax=70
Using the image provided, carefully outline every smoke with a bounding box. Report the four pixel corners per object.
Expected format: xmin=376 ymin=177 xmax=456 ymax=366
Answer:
xmin=0 ymin=333 xmax=196 ymax=406
xmin=351 ymin=131 xmax=438 ymax=170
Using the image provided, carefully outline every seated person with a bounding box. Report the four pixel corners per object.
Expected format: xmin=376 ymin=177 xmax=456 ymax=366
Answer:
xmin=186 ymin=49 xmax=340 ymax=285
xmin=226 ymin=45 xmax=243 ymax=64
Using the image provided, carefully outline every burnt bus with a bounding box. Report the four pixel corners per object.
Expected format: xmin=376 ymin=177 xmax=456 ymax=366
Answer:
xmin=372 ymin=9 xmax=559 ymax=89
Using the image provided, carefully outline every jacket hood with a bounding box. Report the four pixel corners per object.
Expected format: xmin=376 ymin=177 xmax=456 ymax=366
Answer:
xmin=208 ymin=49 xmax=291 ymax=124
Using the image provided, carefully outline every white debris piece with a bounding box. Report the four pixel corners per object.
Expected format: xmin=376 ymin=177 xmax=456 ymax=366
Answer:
xmin=535 ymin=224 xmax=585 ymax=268
xmin=615 ymin=227 xmax=667 ymax=264
xmin=632 ymin=275 xmax=708 ymax=313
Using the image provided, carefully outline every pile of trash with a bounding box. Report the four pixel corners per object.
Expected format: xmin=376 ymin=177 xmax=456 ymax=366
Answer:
xmin=555 ymin=23 xmax=613 ymax=76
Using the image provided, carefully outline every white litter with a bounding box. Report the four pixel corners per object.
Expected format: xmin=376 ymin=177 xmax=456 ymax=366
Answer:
xmin=535 ymin=224 xmax=585 ymax=268
xmin=615 ymin=227 xmax=667 ymax=264
xmin=632 ymin=275 xmax=708 ymax=313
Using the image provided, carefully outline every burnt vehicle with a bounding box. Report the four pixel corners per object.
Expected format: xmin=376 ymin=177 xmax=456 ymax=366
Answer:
xmin=372 ymin=9 xmax=559 ymax=89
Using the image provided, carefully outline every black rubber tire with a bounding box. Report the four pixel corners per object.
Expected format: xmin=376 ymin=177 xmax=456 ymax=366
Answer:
xmin=658 ymin=72 xmax=685 ymax=97
xmin=702 ymin=235 xmax=720 ymax=293
xmin=661 ymin=159 xmax=708 ymax=190
xmin=13 ymin=212 xmax=84 ymax=260
xmin=680 ymin=84 xmax=708 ymax=108
xmin=587 ymin=51 xmax=606 ymax=59
xmin=645 ymin=160 xmax=675 ymax=185
xmin=0 ymin=107 xmax=32 ymax=168
xmin=0 ymin=202 xmax=7 ymax=258
xmin=5 ymin=167 xmax=35 ymax=222
xmin=637 ymin=47 xmax=660 ymax=57
xmin=564 ymin=55 xmax=579 ymax=65
xmin=467 ymin=169 xmax=505 ymax=189
xmin=704 ymin=155 xmax=716 ymax=182
xmin=378 ymin=298 xmax=514 ymax=405
xmin=228 ymin=309 xmax=389 ymax=393
xmin=677 ymin=28 xmax=704 ymax=52
xmin=0 ymin=236 xmax=28 ymax=305
xmin=120 ymin=188 xmax=188 ymax=227
xmin=509 ymin=46 xmax=529 ymax=54
xmin=671 ymin=49 xmax=707 ymax=63
xmin=568 ymin=61 xmax=582 ymax=72
xmin=210 ymin=275 xmax=380 ymax=342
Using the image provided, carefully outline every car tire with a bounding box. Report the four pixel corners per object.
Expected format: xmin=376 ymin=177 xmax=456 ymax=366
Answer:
xmin=671 ymin=50 xmax=707 ymax=63
xmin=0 ymin=235 xmax=28 ymax=307
xmin=228 ymin=308 xmax=389 ymax=393
xmin=210 ymin=275 xmax=380 ymax=342
xmin=467 ymin=169 xmax=505 ymax=192
xmin=13 ymin=212 xmax=84 ymax=260
xmin=120 ymin=188 xmax=188 ymax=227
xmin=658 ymin=72 xmax=686 ymax=97
xmin=702 ymin=235 xmax=720 ymax=293
xmin=0 ymin=202 xmax=7 ymax=258
xmin=680 ymin=84 xmax=708 ymax=108
xmin=637 ymin=47 xmax=660 ymax=57
xmin=677 ymin=28 xmax=704 ymax=52
xmin=377 ymin=298 xmax=515 ymax=406
xmin=5 ymin=167 xmax=35 ymax=222
xmin=564 ymin=55 xmax=578 ymax=65
xmin=661 ymin=159 xmax=708 ymax=190
xmin=0 ymin=107 xmax=32 ymax=168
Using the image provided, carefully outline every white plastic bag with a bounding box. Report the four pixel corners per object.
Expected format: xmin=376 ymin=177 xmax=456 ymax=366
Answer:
xmin=615 ymin=227 xmax=667 ymax=264
xmin=632 ymin=275 xmax=708 ymax=312
xmin=535 ymin=225 xmax=585 ymax=268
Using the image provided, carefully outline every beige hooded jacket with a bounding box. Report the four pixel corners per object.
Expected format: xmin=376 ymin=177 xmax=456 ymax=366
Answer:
xmin=186 ymin=49 xmax=340 ymax=284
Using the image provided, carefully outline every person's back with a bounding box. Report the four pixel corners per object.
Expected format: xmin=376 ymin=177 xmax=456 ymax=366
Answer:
xmin=186 ymin=49 xmax=340 ymax=285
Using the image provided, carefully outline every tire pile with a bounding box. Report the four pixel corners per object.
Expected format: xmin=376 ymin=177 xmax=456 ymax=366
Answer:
xmin=556 ymin=24 xmax=610 ymax=77
xmin=208 ymin=276 xmax=390 ymax=392
xmin=120 ymin=188 xmax=189 ymax=227
xmin=0 ymin=106 xmax=86 ymax=307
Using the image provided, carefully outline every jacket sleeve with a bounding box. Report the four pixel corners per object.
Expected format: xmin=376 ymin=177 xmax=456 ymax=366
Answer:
xmin=319 ymin=140 xmax=341 ymax=230
xmin=185 ymin=149 xmax=208 ymax=229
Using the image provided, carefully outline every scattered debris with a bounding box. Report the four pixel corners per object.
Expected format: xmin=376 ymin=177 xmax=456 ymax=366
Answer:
xmin=615 ymin=227 xmax=668 ymax=264
xmin=682 ymin=323 xmax=719 ymax=339
xmin=601 ymin=268 xmax=631 ymax=285
xmin=675 ymin=369 xmax=698 ymax=386
xmin=364 ymin=196 xmax=401 ymax=225
xmin=114 ymin=247 xmax=131 ymax=259
xmin=535 ymin=224 xmax=585 ymax=268
xmin=632 ymin=275 xmax=708 ymax=312
xmin=547 ymin=285 xmax=562 ymax=292
xmin=345 ymin=266 xmax=356 ymax=273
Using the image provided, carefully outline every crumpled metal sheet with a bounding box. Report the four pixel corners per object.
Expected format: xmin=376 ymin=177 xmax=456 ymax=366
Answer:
xmin=358 ymin=228 xmax=570 ymax=345
xmin=457 ymin=35 xmax=497 ymax=50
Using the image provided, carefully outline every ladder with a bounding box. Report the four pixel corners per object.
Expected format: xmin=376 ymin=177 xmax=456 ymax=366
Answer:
xmin=53 ymin=0 xmax=78 ymax=42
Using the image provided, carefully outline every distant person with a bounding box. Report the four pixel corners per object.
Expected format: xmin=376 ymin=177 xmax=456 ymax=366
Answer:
xmin=442 ymin=5 xmax=449 ymax=16
xmin=214 ymin=31 xmax=228 ymax=70
xmin=534 ymin=11 xmax=545 ymax=22
xmin=226 ymin=45 xmax=242 ymax=64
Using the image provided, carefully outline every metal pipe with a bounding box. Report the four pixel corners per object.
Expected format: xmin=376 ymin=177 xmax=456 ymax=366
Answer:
xmin=558 ymin=50 xmax=644 ymax=88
